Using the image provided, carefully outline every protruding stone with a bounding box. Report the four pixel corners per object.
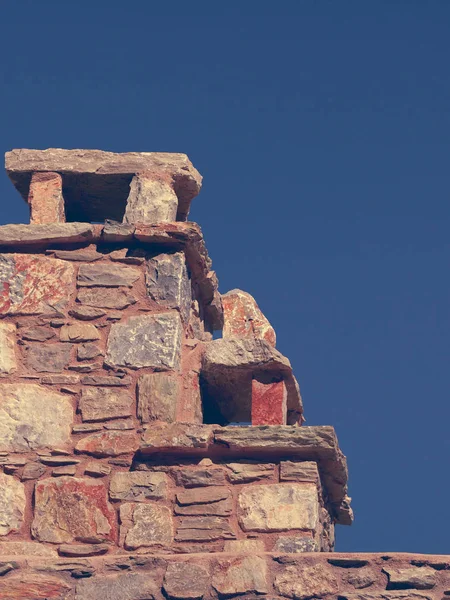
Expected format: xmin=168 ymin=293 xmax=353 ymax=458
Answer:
xmin=77 ymin=263 xmax=140 ymax=288
xmin=76 ymin=431 xmax=139 ymax=457
xmin=238 ymin=483 xmax=318 ymax=532
xmin=102 ymin=222 xmax=135 ymax=242
xmin=137 ymin=373 xmax=179 ymax=423
xmin=173 ymin=466 xmax=226 ymax=488
xmin=21 ymin=461 xmax=47 ymax=481
xmin=251 ymin=378 xmax=287 ymax=425
xmin=84 ymin=462 xmax=111 ymax=477
xmin=46 ymin=247 xmax=103 ymax=261
xmin=222 ymin=288 xmax=276 ymax=346
xmin=163 ymin=562 xmax=210 ymax=600
xmin=146 ymin=252 xmax=191 ymax=322
xmin=79 ymin=388 xmax=133 ymax=422
xmin=69 ymin=306 xmax=107 ymax=321
xmin=226 ymin=461 xmax=275 ymax=483
xmin=0 ymin=472 xmax=26 ymax=535
xmin=109 ymin=472 xmax=168 ymax=501
xmin=124 ymin=174 xmax=179 ymax=223
xmin=0 ymin=322 xmax=16 ymax=375
xmin=175 ymin=516 xmax=235 ymax=542
xmin=58 ymin=543 xmax=109 ymax=557
xmin=28 ymin=172 xmax=65 ymax=224
xmin=26 ymin=343 xmax=73 ymax=372
xmin=212 ymin=556 xmax=268 ymax=598
xmin=106 ymin=313 xmax=182 ymax=370
xmin=0 ymin=223 xmax=94 ymax=247
xmin=52 ymin=465 xmax=77 ymax=476
xmin=274 ymin=563 xmax=339 ymax=599
xmin=344 ymin=568 xmax=378 ymax=589
xmin=77 ymin=287 xmax=136 ymax=310
xmin=21 ymin=326 xmax=55 ymax=342
xmin=120 ymin=502 xmax=173 ymax=549
xmin=383 ymin=566 xmax=437 ymax=590
xmin=175 ymin=487 xmax=232 ymax=516
xmin=75 ymin=573 xmax=159 ymax=600
xmin=0 ymin=384 xmax=73 ymax=451
xmin=0 ymin=254 xmax=74 ymax=315
xmin=273 ymin=536 xmax=319 ymax=553
xmin=60 ymin=323 xmax=100 ymax=342
xmin=32 ymin=477 xmax=116 ymax=544
xmin=141 ymin=422 xmax=214 ymax=452
xmin=77 ymin=343 xmax=103 ymax=360
xmin=280 ymin=460 xmax=320 ymax=483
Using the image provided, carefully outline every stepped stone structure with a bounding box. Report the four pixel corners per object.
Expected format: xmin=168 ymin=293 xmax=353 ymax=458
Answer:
xmin=0 ymin=148 xmax=447 ymax=599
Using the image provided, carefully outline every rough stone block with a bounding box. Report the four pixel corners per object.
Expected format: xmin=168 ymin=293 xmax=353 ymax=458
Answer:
xmin=21 ymin=325 xmax=55 ymax=341
xmin=0 ymin=541 xmax=58 ymax=556
xmin=0 ymin=472 xmax=26 ymax=535
xmin=58 ymin=543 xmax=109 ymax=557
xmin=173 ymin=466 xmax=226 ymax=487
xmin=106 ymin=313 xmax=182 ymax=370
xmin=69 ymin=306 xmax=107 ymax=320
xmin=0 ymin=383 xmax=73 ymax=451
xmin=79 ymin=388 xmax=133 ymax=422
xmin=273 ymin=536 xmax=319 ymax=553
xmin=146 ymin=251 xmax=191 ymax=321
xmin=84 ymin=462 xmax=111 ymax=477
xmin=280 ymin=460 xmax=320 ymax=483
xmin=120 ymin=502 xmax=173 ymax=549
xmin=275 ymin=563 xmax=339 ymax=599
xmin=0 ymin=223 xmax=94 ymax=247
xmin=383 ymin=566 xmax=437 ymax=590
xmin=60 ymin=323 xmax=100 ymax=342
xmin=175 ymin=487 xmax=232 ymax=516
xmin=226 ymin=461 xmax=275 ymax=483
xmin=251 ymin=379 xmax=287 ymax=425
xmin=222 ymin=288 xmax=276 ymax=346
xmin=141 ymin=422 xmax=214 ymax=452
xmin=0 ymin=574 xmax=71 ymax=600
xmin=77 ymin=342 xmax=103 ymax=360
xmin=175 ymin=516 xmax=235 ymax=542
xmin=21 ymin=462 xmax=47 ymax=481
xmin=0 ymin=254 xmax=74 ymax=315
xmin=77 ymin=287 xmax=136 ymax=309
xmin=77 ymin=263 xmax=140 ymax=287
xmin=75 ymin=573 xmax=159 ymax=600
xmin=124 ymin=174 xmax=179 ymax=223
xmin=238 ymin=483 xmax=318 ymax=532
xmin=75 ymin=431 xmax=139 ymax=457
xmin=31 ymin=477 xmax=116 ymax=544
xmin=163 ymin=562 xmax=210 ymax=600
xmin=26 ymin=343 xmax=73 ymax=372
xmin=28 ymin=171 xmax=65 ymax=224
xmin=0 ymin=322 xmax=16 ymax=375
xmin=109 ymin=472 xmax=168 ymax=501
xmin=212 ymin=556 xmax=268 ymax=597
xmin=137 ymin=372 xmax=179 ymax=423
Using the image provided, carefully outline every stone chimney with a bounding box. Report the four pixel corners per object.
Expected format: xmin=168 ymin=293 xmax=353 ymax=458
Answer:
xmin=0 ymin=149 xmax=443 ymax=600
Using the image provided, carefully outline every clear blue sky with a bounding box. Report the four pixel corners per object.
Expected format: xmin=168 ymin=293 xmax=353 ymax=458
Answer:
xmin=1 ymin=2 xmax=449 ymax=554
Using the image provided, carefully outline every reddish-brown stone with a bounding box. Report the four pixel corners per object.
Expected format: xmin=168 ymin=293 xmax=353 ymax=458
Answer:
xmin=28 ymin=172 xmax=65 ymax=225
xmin=75 ymin=430 xmax=139 ymax=457
xmin=251 ymin=379 xmax=287 ymax=425
xmin=222 ymin=289 xmax=276 ymax=346
xmin=0 ymin=574 xmax=71 ymax=599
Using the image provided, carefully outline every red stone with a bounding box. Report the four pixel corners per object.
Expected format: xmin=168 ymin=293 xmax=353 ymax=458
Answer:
xmin=251 ymin=379 xmax=287 ymax=425
xmin=28 ymin=171 xmax=65 ymax=224
xmin=75 ymin=430 xmax=139 ymax=457
xmin=222 ymin=289 xmax=276 ymax=346
xmin=0 ymin=574 xmax=71 ymax=599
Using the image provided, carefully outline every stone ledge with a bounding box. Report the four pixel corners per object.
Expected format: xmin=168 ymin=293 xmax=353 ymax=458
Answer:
xmin=140 ymin=424 xmax=352 ymax=525
xmin=6 ymin=148 xmax=202 ymax=221
xmin=0 ymin=552 xmax=447 ymax=600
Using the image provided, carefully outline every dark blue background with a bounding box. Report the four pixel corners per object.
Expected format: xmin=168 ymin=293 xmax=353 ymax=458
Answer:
xmin=1 ymin=1 xmax=449 ymax=553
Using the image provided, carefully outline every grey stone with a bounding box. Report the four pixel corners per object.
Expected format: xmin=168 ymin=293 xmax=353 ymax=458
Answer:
xmin=102 ymin=222 xmax=135 ymax=242
xmin=0 ymin=222 xmax=94 ymax=246
xmin=81 ymin=375 xmax=131 ymax=386
xmin=77 ymin=287 xmax=136 ymax=309
xmin=77 ymin=343 xmax=103 ymax=360
xmin=21 ymin=326 xmax=55 ymax=342
xmin=163 ymin=562 xmax=210 ymax=600
xmin=383 ymin=567 xmax=437 ymax=590
xmin=69 ymin=306 xmax=107 ymax=320
xmin=0 ymin=472 xmax=26 ymax=535
xmin=77 ymin=263 xmax=140 ymax=287
xmin=79 ymin=387 xmax=133 ymax=422
xmin=137 ymin=373 xmax=179 ymax=423
xmin=345 ymin=568 xmax=378 ymax=589
xmin=52 ymin=465 xmax=77 ymax=476
xmin=273 ymin=536 xmax=319 ymax=553
xmin=0 ymin=383 xmax=73 ymax=451
xmin=46 ymin=248 xmax=103 ymax=261
xmin=109 ymin=472 xmax=168 ymax=501
xmin=141 ymin=422 xmax=214 ymax=452
xmin=0 ymin=323 xmax=16 ymax=375
xmin=146 ymin=252 xmax=191 ymax=321
xmin=75 ymin=573 xmax=158 ymax=600
xmin=26 ymin=343 xmax=73 ymax=373
xmin=106 ymin=313 xmax=182 ymax=370
xmin=173 ymin=467 xmax=226 ymax=488
xmin=124 ymin=175 xmax=179 ymax=223
xmin=21 ymin=462 xmax=47 ymax=481
xmin=175 ymin=486 xmax=232 ymax=516
xmin=120 ymin=502 xmax=173 ymax=549
xmin=58 ymin=543 xmax=109 ymax=557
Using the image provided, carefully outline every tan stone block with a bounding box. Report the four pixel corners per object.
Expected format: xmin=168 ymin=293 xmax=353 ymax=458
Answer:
xmin=222 ymin=288 xmax=276 ymax=346
xmin=0 ymin=384 xmax=73 ymax=452
xmin=280 ymin=460 xmax=320 ymax=483
xmin=0 ymin=323 xmax=16 ymax=375
xmin=238 ymin=483 xmax=318 ymax=532
xmin=75 ymin=431 xmax=139 ymax=457
xmin=137 ymin=372 xmax=178 ymax=423
xmin=124 ymin=175 xmax=178 ymax=224
xmin=212 ymin=556 xmax=268 ymax=597
xmin=28 ymin=171 xmax=65 ymax=224
xmin=120 ymin=502 xmax=173 ymax=549
xmin=163 ymin=562 xmax=210 ymax=600
xmin=60 ymin=323 xmax=100 ymax=342
xmin=79 ymin=388 xmax=133 ymax=422
xmin=275 ymin=563 xmax=339 ymax=599
xmin=223 ymin=539 xmax=265 ymax=553
xmin=0 ymin=472 xmax=26 ymax=535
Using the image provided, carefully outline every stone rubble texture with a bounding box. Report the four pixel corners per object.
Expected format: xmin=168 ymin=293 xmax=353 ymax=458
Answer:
xmin=0 ymin=147 xmax=440 ymax=600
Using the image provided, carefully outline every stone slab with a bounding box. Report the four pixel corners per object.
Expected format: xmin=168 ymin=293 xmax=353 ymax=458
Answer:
xmin=109 ymin=472 xmax=168 ymax=501
xmin=79 ymin=388 xmax=133 ymax=422
xmin=0 ymin=472 xmax=26 ymax=535
xmin=0 ymin=223 xmax=94 ymax=247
